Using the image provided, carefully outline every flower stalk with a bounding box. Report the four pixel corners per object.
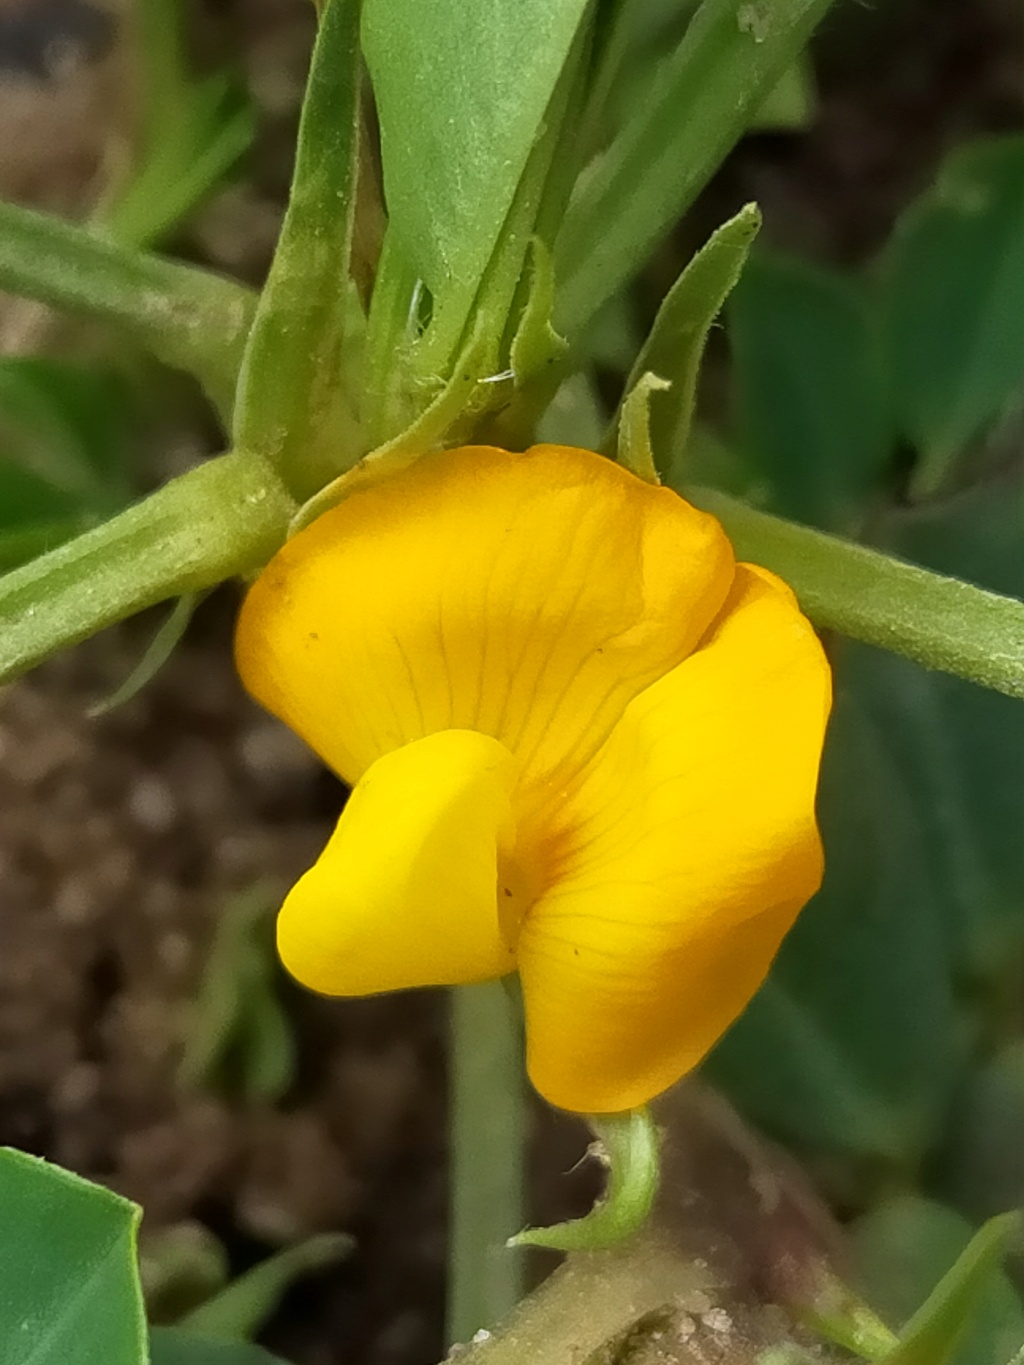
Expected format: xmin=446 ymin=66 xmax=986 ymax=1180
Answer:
xmin=448 ymin=981 xmax=526 ymax=1345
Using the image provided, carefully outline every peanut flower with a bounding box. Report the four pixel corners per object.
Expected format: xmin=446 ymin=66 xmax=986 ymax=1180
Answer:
xmin=235 ymin=444 xmax=831 ymax=1114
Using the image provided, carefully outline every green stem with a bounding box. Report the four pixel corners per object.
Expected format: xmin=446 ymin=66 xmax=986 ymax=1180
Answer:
xmin=0 ymin=199 xmax=255 ymax=419
xmin=689 ymin=487 xmax=1024 ymax=701
xmin=0 ymin=452 xmax=295 ymax=684
xmin=555 ymin=0 xmax=834 ymax=334
xmin=448 ymin=981 xmax=526 ymax=1347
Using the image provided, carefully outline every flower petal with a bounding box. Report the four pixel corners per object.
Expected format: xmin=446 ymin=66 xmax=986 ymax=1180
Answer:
xmin=235 ymin=445 xmax=734 ymax=807
xmin=277 ymin=729 xmax=519 ymax=995
xmin=517 ymin=565 xmax=832 ymax=1113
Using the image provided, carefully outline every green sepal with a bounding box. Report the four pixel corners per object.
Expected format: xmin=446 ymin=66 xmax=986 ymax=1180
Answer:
xmin=615 ymin=203 xmax=761 ymax=474
xmin=233 ymin=0 xmax=364 ymax=497
xmin=616 ymin=373 xmax=669 ymax=484
xmin=509 ymin=1108 xmax=660 ymax=1252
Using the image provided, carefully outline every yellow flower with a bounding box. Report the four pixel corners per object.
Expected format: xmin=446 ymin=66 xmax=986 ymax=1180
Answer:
xmin=236 ymin=444 xmax=831 ymax=1114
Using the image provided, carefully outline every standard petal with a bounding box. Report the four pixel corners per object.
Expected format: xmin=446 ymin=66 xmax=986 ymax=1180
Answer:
xmin=235 ymin=445 xmax=734 ymax=805
xmin=277 ymin=730 xmax=519 ymax=995
xmin=517 ymin=565 xmax=832 ymax=1113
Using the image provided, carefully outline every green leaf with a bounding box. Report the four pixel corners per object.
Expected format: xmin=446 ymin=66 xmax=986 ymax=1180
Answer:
xmin=941 ymin=1043 xmax=1024 ymax=1225
xmin=616 ymin=203 xmax=761 ymax=474
xmin=0 ymin=358 xmax=135 ymax=517
xmin=0 ymin=518 xmax=89 ymax=574
xmin=178 ymin=884 xmax=296 ymax=1105
xmin=880 ymin=135 xmax=1024 ymax=496
xmin=0 ymin=1147 xmax=147 ymax=1365
xmin=685 ymin=486 xmax=1024 ymax=701
xmin=234 ymin=0 xmax=364 ymax=498
xmin=0 ymin=451 xmax=294 ymax=685
xmin=727 ymin=249 xmax=893 ymax=530
xmin=850 ymin=1199 xmax=1024 ymax=1365
xmin=101 ymin=0 xmax=254 ymax=250
xmin=510 ymin=1109 xmax=659 ymax=1252
xmin=150 ymin=1329 xmax=288 ymax=1365
xmin=555 ymin=0 xmax=834 ymax=335
xmin=707 ymin=668 xmax=960 ymax=1163
xmin=0 ymin=199 xmax=257 ymax=421
xmin=181 ymin=1235 xmax=352 ymax=1342
xmin=362 ymin=0 xmax=591 ymax=344
xmin=861 ymin=478 xmax=1024 ymax=972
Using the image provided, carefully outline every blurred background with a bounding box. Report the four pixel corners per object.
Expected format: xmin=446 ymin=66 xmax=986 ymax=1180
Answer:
xmin=1 ymin=1 xmax=1023 ymax=1361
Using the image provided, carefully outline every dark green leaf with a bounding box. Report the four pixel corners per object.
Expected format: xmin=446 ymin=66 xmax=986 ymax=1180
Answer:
xmin=940 ymin=1043 xmax=1024 ymax=1229
xmin=0 ymin=358 xmax=135 ymax=515
xmin=0 ymin=1147 xmax=147 ymax=1365
xmin=150 ymin=1328 xmax=288 ymax=1365
xmin=707 ymin=668 xmax=960 ymax=1164
xmin=880 ymin=134 xmax=1024 ymax=496
xmin=727 ymin=249 xmax=892 ymax=530
xmin=850 ymin=1198 xmax=1024 ymax=1365
xmin=362 ymin=0 xmax=591 ymax=340
xmin=866 ymin=479 xmax=1024 ymax=973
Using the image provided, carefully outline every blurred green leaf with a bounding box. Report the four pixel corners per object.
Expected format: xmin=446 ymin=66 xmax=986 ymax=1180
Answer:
xmin=727 ymin=250 xmax=893 ymax=530
xmin=850 ymin=1198 xmax=1024 ymax=1365
xmin=0 ymin=358 xmax=134 ymax=513
xmin=0 ymin=358 xmax=138 ymax=571
xmin=880 ymin=134 xmax=1024 ymax=497
xmin=150 ymin=1329 xmax=288 ymax=1365
xmin=0 ymin=1147 xmax=147 ymax=1365
xmin=178 ymin=884 xmax=296 ymax=1105
xmin=0 ymin=199 xmax=258 ymax=421
xmin=102 ymin=0 xmax=254 ymax=250
xmin=181 ymin=1235 xmax=352 ymax=1341
xmin=617 ymin=203 xmax=760 ymax=474
xmin=362 ymin=0 xmax=591 ymax=351
xmin=141 ymin=1222 xmax=230 ymax=1325
xmin=707 ymin=669 xmax=960 ymax=1164
xmin=750 ymin=49 xmax=816 ymax=131
xmin=865 ymin=479 xmax=1024 ymax=972
xmin=536 ymin=371 xmax=605 ymax=449
xmin=234 ymin=0 xmax=364 ymax=499
xmin=555 ymin=0 xmax=834 ymax=334
xmin=941 ymin=1043 xmax=1024 ymax=1227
